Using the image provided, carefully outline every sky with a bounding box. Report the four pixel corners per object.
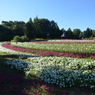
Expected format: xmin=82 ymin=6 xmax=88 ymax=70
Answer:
xmin=0 ymin=0 xmax=95 ymax=31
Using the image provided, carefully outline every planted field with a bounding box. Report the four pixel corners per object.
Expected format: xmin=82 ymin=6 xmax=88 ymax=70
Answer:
xmin=0 ymin=40 xmax=95 ymax=95
xmin=10 ymin=42 xmax=95 ymax=53
xmin=3 ymin=41 xmax=95 ymax=59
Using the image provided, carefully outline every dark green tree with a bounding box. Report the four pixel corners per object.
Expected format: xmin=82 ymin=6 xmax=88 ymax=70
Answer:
xmin=83 ymin=28 xmax=92 ymax=38
xmin=0 ymin=25 xmax=14 ymax=41
xmin=49 ymin=20 xmax=60 ymax=39
xmin=33 ymin=17 xmax=51 ymax=38
xmin=33 ymin=17 xmax=61 ymax=39
xmin=73 ymin=29 xmax=81 ymax=39
xmin=13 ymin=25 xmax=24 ymax=36
xmin=2 ymin=20 xmax=25 ymax=36
xmin=66 ymin=28 xmax=73 ymax=39
xmin=91 ymin=30 xmax=95 ymax=37
xmin=25 ymin=18 xmax=35 ymax=40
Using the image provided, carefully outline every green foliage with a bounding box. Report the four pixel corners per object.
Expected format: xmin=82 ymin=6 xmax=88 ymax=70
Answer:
xmin=33 ymin=17 xmax=61 ymax=39
xmin=25 ymin=18 xmax=35 ymax=40
xmin=83 ymin=28 xmax=92 ymax=38
xmin=13 ymin=35 xmax=29 ymax=42
xmin=13 ymin=25 xmax=24 ymax=36
xmin=13 ymin=36 xmax=22 ymax=42
xmin=92 ymin=30 xmax=95 ymax=37
xmin=21 ymin=36 xmax=29 ymax=42
xmin=1 ymin=18 xmax=95 ymax=40
xmin=73 ymin=29 xmax=81 ymax=39
xmin=66 ymin=28 xmax=73 ymax=39
xmin=1 ymin=21 xmax=25 ymax=37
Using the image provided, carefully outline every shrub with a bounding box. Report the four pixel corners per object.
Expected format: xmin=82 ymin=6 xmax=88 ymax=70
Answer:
xmin=13 ymin=36 xmax=22 ymax=42
xmin=21 ymin=36 xmax=29 ymax=42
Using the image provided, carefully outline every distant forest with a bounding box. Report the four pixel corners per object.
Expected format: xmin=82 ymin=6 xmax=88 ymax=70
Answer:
xmin=0 ymin=17 xmax=95 ymax=41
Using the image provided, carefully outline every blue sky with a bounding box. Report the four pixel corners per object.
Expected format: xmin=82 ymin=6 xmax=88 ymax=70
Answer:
xmin=0 ymin=0 xmax=95 ymax=31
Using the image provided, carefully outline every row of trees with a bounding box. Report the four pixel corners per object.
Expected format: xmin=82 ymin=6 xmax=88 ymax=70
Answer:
xmin=0 ymin=17 xmax=95 ymax=41
xmin=61 ymin=28 xmax=95 ymax=39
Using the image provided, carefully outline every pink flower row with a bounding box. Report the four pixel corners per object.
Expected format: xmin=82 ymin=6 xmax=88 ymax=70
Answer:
xmin=2 ymin=43 xmax=95 ymax=59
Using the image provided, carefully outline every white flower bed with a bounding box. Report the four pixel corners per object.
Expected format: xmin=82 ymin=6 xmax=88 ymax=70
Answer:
xmin=48 ymin=39 xmax=95 ymax=42
xmin=27 ymin=57 xmax=95 ymax=88
xmin=28 ymin=57 xmax=95 ymax=70
xmin=4 ymin=56 xmax=95 ymax=88
xmin=0 ymin=43 xmax=38 ymax=58
xmin=39 ymin=68 xmax=95 ymax=88
xmin=5 ymin=60 xmax=33 ymax=76
xmin=5 ymin=60 xmax=32 ymax=71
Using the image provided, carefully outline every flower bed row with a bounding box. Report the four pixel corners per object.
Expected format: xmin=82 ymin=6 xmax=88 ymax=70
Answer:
xmin=5 ymin=57 xmax=95 ymax=89
xmin=0 ymin=43 xmax=39 ymax=58
xmin=48 ymin=39 xmax=95 ymax=43
xmin=11 ymin=42 xmax=95 ymax=53
xmin=2 ymin=43 xmax=95 ymax=59
xmin=31 ymin=40 xmax=95 ymax=44
xmin=28 ymin=56 xmax=95 ymax=70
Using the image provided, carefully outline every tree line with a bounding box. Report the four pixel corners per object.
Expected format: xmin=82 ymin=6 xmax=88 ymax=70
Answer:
xmin=0 ymin=17 xmax=95 ymax=41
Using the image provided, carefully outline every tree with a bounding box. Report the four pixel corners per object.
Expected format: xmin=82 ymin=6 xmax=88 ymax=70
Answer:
xmin=73 ymin=29 xmax=81 ymax=39
xmin=83 ymin=28 xmax=92 ymax=38
xmin=33 ymin=17 xmax=51 ymax=38
xmin=49 ymin=20 xmax=60 ymax=39
xmin=33 ymin=17 xmax=61 ymax=39
xmin=0 ymin=25 xmax=14 ymax=41
xmin=13 ymin=25 xmax=24 ymax=36
xmin=2 ymin=20 xmax=25 ymax=36
xmin=25 ymin=18 xmax=35 ymax=40
xmin=66 ymin=28 xmax=73 ymax=39
xmin=91 ymin=30 xmax=95 ymax=37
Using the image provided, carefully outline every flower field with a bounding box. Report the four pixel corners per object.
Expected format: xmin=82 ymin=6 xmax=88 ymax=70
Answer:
xmin=0 ymin=43 xmax=67 ymax=95
xmin=10 ymin=42 xmax=95 ymax=53
xmin=0 ymin=40 xmax=95 ymax=95
xmin=3 ymin=41 xmax=95 ymax=59
xmin=31 ymin=39 xmax=95 ymax=43
xmin=5 ymin=57 xmax=95 ymax=89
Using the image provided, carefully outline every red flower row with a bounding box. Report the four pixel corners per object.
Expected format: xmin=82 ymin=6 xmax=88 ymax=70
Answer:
xmin=2 ymin=43 xmax=95 ymax=59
